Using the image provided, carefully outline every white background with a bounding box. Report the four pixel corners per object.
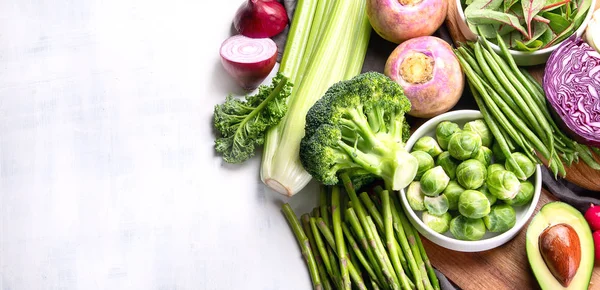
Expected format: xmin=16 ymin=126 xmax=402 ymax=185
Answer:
xmin=0 ymin=0 xmax=318 ymax=289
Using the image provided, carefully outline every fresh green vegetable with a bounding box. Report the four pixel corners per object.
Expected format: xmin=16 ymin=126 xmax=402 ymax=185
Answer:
xmin=462 ymin=0 xmax=593 ymax=51
xmin=487 ymin=163 xmax=505 ymax=176
xmin=282 ymin=204 xmax=322 ymax=289
xmin=458 ymin=189 xmax=491 ymax=219
xmin=473 ymin=146 xmax=493 ymax=167
xmin=448 ymin=131 xmax=482 ymax=160
xmin=449 ymin=215 xmax=487 ymax=241
xmin=300 ymin=72 xmax=416 ymax=192
xmin=436 ymin=152 xmax=459 ymax=179
xmin=413 ymin=136 xmax=444 ymax=158
xmin=487 ymin=169 xmax=521 ymax=200
xmin=505 ymin=180 xmax=535 ymax=206
xmin=464 ymin=119 xmax=494 ymax=148
xmin=407 ymin=181 xmax=427 ymax=211
xmin=420 ymin=166 xmax=451 ymax=197
xmin=422 ymin=212 xmax=452 ymax=234
xmin=214 ymin=73 xmax=292 ymax=163
xmin=483 ymin=204 xmax=516 ymax=232
xmin=412 ymin=151 xmax=436 ymax=180
xmin=424 ymin=195 xmax=450 ymax=216
xmin=436 ymin=121 xmax=461 ymax=150
xmin=491 ymin=141 xmax=506 ymax=163
xmin=478 ymin=184 xmax=497 ymax=206
xmin=443 ymin=181 xmax=465 ymax=210
xmin=456 ymin=159 xmax=487 ymax=189
xmin=261 ymin=0 xmax=371 ymax=196
xmin=505 ymin=152 xmax=536 ymax=180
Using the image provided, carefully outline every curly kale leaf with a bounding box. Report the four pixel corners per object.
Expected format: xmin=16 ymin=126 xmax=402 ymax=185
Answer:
xmin=214 ymin=73 xmax=292 ymax=163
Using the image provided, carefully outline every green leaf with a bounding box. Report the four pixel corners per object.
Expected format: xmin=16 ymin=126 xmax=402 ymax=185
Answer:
xmin=504 ymin=0 xmax=520 ymax=12
xmin=543 ymin=21 xmax=575 ymax=47
xmin=473 ymin=23 xmax=501 ymax=37
xmin=467 ymin=9 xmax=529 ymax=37
xmin=538 ymin=25 xmax=554 ymax=45
xmin=541 ymin=0 xmax=571 ymax=11
xmin=465 ymin=0 xmax=503 ymax=11
xmin=543 ymin=11 xmax=572 ymax=32
xmin=213 ymin=73 xmax=292 ymax=164
xmin=572 ymin=0 xmax=592 ymax=27
xmin=522 ymin=0 xmax=546 ymax=38
xmin=501 ymin=30 xmax=525 ymax=48
xmin=515 ymin=39 xmax=544 ymax=50
xmin=524 ymin=21 xmax=550 ymax=43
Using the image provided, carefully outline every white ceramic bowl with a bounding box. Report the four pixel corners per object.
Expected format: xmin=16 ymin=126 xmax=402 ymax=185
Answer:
xmin=455 ymin=0 xmax=597 ymax=66
xmin=400 ymin=110 xmax=542 ymax=252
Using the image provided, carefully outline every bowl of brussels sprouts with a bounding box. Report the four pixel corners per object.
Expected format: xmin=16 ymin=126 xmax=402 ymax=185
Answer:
xmin=400 ymin=110 xmax=541 ymax=252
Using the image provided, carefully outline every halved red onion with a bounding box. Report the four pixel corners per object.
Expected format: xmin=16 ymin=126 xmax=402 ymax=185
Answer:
xmin=220 ymin=35 xmax=277 ymax=91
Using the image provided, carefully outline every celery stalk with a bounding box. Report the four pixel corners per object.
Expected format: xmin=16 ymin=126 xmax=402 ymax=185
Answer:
xmin=261 ymin=0 xmax=371 ymax=196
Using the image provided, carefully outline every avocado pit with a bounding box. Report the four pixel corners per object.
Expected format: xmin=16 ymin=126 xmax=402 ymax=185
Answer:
xmin=538 ymin=223 xmax=581 ymax=287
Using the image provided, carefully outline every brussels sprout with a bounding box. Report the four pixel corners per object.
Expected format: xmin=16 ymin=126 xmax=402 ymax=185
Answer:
xmin=477 ymin=184 xmax=497 ymax=206
xmin=473 ymin=146 xmax=493 ymax=167
xmin=487 ymin=163 xmax=505 ymax=176
xmin=458 ymin=189 xmax=491 ymax=219
xmin=435 ymin=121 xmax=461 ymax=150
xmin=424 ymin=194 xmax=449 ymax=215
xmin=456 ymin=159 xmax=487 ymax=189
xmin=449 ymin=215 xmax=487 ymax=241
xmin=443 ymin=181 xmax=465 ymax=210
xmin=420 ymin=166 xmax=450 ymax=197
xmin=504 ymin=180 xmax=535 ymax=206
xmin=448 ymin=131 xmax=482 ymax=160
xmin=491 ymin=141 xmax=506 ymax=163
xmin=436 ymin=151 xmax=459 ymax=179
xmin=483 ymin=204 xmax=516 ymax=233
xmin=411 ymin=151 xmax=435 ymax=180
xmin=413 ymin=136 xmax=443 ymax=158
xmin=422 ymin=212 xmax=452 ymax=234
xmin=505 ymin=152 xmax=536 ymax=181
xmin=487 ymin=169 xmax=521 ymax=200
xmin=407 ymin=181 xmax=426 ymax=211
xmin=463 ymin=119 xmax=493 ymax=147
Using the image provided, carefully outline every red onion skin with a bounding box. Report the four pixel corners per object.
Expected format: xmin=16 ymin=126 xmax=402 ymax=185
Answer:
xmin=585 ymin=204 xmax=600 ymax=232
xmin=384 ymin=36 xmax=464 ymax=118
xmin=220 ymin=36 xmax=277 ymax=91
xmin=233 ymin=0 xmax=288 ymax=38
xmin=594 ymin=231 xmax=600 ymax=260
xmin=543 ymin=36 xmax=600 ymax=147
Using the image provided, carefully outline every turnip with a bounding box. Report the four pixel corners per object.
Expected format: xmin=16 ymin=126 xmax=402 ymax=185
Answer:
xmin=384 ymin=36 xmax=464 ymax=118
xmin=220 ymin=34 xmax=277 ymax=91
xmin=367 ymin=0 xmax=447 ymax=44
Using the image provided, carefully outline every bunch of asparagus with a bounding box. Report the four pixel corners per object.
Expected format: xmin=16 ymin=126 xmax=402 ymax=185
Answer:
xmin=453 ymin=30 xmax=600 ymax=179
xmin=282 ymin=173 xmax=440 ymax=290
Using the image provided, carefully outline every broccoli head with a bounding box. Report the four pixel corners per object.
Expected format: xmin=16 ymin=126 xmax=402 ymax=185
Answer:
xmin=300 ymin=71 xmax=418 ymax=190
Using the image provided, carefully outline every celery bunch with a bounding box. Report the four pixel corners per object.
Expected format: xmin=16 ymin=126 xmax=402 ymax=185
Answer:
xmin=261 ymin=0 xmax=372 ymax=196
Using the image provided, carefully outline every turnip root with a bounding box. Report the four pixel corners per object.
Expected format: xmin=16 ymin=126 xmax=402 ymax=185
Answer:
xmin=367 ymin=0 xmax=447 ymax=44
xmin=384 ymin=36 xmax=464 ymax=118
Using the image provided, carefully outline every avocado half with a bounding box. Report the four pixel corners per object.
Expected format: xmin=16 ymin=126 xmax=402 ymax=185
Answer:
xmin=526 ymin=201 xmax=595 ymax=289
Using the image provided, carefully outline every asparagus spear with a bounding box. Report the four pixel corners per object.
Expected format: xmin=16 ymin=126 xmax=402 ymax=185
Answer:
xmin=382 ymin=190 xmax=413 ymax=290
xmin=302 ymin=214 xmax=333 ymax=290
xmin=414 ymin=228 xmax=440 ymax=290
xmin=332 ymin=185 xmax=351 ymax=290
xmin=282 ymin=204 xmax=323 ymax=290
xmin=342 ymin=223 xmax=380 ymax=285
xmin=320 ymin=184 xmax=331 ymax=228
xmin=310 ymin=217 xmax=339 ymax=289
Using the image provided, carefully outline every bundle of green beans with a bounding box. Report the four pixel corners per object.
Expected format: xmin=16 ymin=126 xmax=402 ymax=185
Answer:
xmin=453 ymin=31 xmax=600 ymax=179
xmin=282 ymin=172 xmax=440 ymax=290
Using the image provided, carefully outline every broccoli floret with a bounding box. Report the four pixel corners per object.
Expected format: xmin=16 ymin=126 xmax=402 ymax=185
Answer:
xmin=300 ymin=72 xmax=418 ymax=190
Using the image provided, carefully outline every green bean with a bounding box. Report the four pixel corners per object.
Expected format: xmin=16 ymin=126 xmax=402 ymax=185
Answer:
xmin=455 ymin=47 xmax=484 ymax=76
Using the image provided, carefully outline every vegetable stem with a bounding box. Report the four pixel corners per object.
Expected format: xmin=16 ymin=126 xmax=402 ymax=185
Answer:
xmin=332 ymin=185 xmax=351 ymax=290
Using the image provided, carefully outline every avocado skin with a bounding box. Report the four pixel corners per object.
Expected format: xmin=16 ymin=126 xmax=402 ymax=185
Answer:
xmin=526 ymin=201 xmax=595 ymax=290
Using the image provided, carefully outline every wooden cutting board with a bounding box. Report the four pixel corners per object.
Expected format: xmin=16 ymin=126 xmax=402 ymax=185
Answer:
xmin=422 ymin=188 xmax=600 ymax=289
xmin=445 ymin=0 xmax=600 ymax=191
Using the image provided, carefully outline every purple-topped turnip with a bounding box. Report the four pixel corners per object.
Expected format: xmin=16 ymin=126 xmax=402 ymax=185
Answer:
xmin=367 ymin=0 xmax=447 ymax=44
xmin=384 ymin=36 xmax=464 ymax=118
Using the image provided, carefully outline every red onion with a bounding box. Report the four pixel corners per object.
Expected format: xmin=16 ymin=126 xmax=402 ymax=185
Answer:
xmin=233 ymin=0 xmax=288 ymax=38
xmin=585 ymin=204 xmax=600 ymax=232
xmin=543 ymin=36 xmax=600 ymax=146
xmin=220 ymin=35 xmax=277 ymax=91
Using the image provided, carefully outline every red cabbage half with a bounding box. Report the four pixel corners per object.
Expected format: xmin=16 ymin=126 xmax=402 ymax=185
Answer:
xmin=543 ymin=36 xmax=600 ymax=147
